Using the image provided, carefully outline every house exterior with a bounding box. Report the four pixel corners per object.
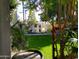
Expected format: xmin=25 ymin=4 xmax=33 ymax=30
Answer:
xmin=28 ymin=21 xmax=52 ymax=33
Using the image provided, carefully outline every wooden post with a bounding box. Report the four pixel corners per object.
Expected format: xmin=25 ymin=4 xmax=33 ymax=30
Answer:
xmin=0 ymin=0 xmax=11 ymax=59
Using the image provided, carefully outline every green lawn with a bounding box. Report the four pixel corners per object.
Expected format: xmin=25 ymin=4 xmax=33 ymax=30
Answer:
xmin=25 ymin=35 xmax=52 ymax=59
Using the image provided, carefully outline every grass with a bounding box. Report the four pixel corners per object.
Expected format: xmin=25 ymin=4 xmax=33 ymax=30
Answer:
xmin=24 ymin=35 xmax=78 ymax=59
xmin=25 ymin=35 xmax=52 ymax=59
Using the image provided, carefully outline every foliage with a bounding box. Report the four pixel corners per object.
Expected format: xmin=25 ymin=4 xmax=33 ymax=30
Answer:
xmin=22 ymin=0 xmax=39 ymax=11
xmin=11 ymin=22 xmax=27 ymax=50
xmin=27 ymin=10 xmax=37 ymax=26
xmin=64 ymin=28 xmax=78 ymax=56
xmin=54 ymin=27 xmax=78 ymax=58
xmin=39 ymin=0 xmax=58 ymax=21
xmin=10 ymin=0 xmax=78 ymax=59
xmin=10 ymin=0 xmax=38 ymax=50
xmin=9 ymin=0 xmax=18 ymax=10
xmin=39 ymin=0 xmax=78 ymax=58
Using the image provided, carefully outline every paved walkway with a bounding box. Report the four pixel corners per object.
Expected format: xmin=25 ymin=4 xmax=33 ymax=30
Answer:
xmin=11 ymin=50 xmax=42 ymax=59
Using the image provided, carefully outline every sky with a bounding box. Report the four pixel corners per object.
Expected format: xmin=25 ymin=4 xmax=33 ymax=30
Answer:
xmin=16 ymin=0 xmax=41 ymax=21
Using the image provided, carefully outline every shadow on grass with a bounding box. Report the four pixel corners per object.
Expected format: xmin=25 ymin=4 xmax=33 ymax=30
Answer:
xmin=24 ymin=35 xmax=52 ymax=59
xmin=26 ymin=35 xmax=52 ymax=49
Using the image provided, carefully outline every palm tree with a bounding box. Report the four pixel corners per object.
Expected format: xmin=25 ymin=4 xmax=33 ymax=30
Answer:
xmin=39 ymin=0 xmax=77 ymax=59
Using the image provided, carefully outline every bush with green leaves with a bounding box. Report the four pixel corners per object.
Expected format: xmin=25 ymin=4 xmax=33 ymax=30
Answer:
xmin=64 ymin=28 xmax=78 ymax=57
xmin=11 ymin=22 xmax=27 ymax=50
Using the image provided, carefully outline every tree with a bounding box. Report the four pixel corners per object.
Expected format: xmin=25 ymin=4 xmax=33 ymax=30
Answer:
xmin=39 ymin=0 xmax=78 ymax=59
xmin=11 ymin=0 xmax=38 ymax=50
xmin=10 ymin=0 xmax=78 ymax=58
xmin=39 ymin=0 xmax=58 ymax=58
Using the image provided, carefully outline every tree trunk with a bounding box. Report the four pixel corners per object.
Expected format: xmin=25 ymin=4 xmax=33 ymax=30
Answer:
xmin=51 ymin=23 xmax=56 ymax=59
xmin=22 ymin=1 xmax=25 ymax=21
xmin=57 ymin=0 xmax=65 ymax=59
xmin=0 ymin=0 xmax=10 ymax=59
